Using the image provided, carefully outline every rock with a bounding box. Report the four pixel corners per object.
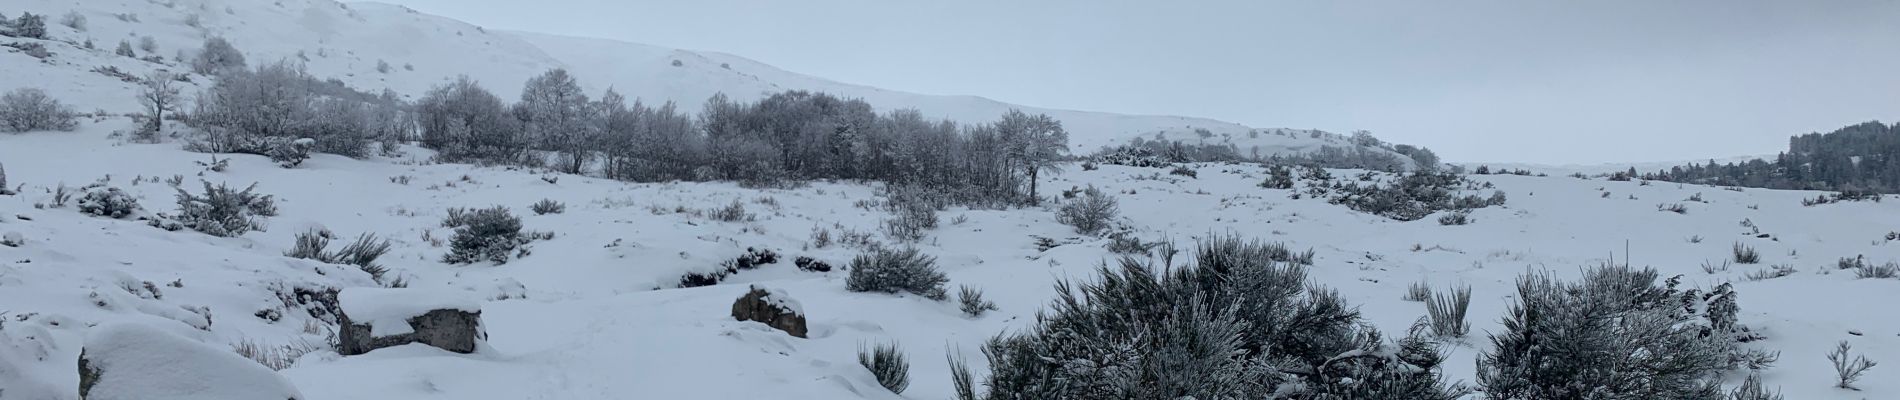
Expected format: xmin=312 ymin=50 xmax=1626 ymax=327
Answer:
xmin=79 ymin=322 xmax=304 ymax=400
xmin=337 ymin=288 xmax=484 ymax=356
xmin=731 ymin=285 xmax=807 ymax=338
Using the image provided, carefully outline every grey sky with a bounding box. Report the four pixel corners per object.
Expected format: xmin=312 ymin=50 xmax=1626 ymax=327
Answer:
xmin=374 ymin=0 xmax=1899 ymax=164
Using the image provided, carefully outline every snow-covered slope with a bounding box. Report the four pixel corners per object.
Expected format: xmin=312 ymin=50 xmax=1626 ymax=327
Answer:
xmin=3 ymin=0 xmax=1409 ymax=160
xmin=3 ymin=119 xmax=1898 ymax=399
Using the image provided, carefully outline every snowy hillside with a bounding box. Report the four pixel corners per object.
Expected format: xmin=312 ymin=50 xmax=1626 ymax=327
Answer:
xmin=2 ymin=120 xmax=1897 ymax=399
xmin=2 ymin=0 xmax=1409 ymax=161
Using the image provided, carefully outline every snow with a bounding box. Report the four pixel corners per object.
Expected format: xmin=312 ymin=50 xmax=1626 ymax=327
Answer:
xmin=751 ymin=284 xmax=805 ymax=317
xmin=338 ymin=287 xmax=479 ymax=337
xmin=0 ymin=0 xmax=1895 ymax=399
xmin=79 ymin=322 xmax=304 ymax=400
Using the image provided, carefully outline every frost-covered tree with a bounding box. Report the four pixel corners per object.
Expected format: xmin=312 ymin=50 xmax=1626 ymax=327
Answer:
xmin=136 ymin=71 xmax=181 ymax=140
xmin=516 ymin=68 xmax=593 ymax=173
xmin=418 ymin=76 xmax=518 ymax=162
xmin=996 ymin=109 xmax=1068 ymax=205
xmin=190 ymin=36 xmax=246 ymax=75
xmin=0 ymin=88 xmax=78 ymax=133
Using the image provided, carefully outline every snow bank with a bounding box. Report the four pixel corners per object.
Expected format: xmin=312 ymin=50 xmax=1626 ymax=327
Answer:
xmin=339 ymin=287 xmax=480 ymax=337
xmin=80 ymin=322 xmax=304 ymax=400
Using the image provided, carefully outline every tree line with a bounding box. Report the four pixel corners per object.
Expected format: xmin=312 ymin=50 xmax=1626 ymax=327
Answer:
xmin=1641 ymin=121 xmax=1900 ymax=193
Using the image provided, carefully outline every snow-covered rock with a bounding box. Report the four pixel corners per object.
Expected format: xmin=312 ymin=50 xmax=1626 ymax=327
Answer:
xmin=337 ymin=287 xmax=484 ymax=355
xmin=731 ymin=285 xmax=807 ymax=338
xmin=77 ymin=322 xmax=305 ymax=400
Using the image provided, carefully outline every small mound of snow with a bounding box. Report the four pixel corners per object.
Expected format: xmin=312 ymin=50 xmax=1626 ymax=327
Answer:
xmin=81 ymin=322 xmax=304 ymax=400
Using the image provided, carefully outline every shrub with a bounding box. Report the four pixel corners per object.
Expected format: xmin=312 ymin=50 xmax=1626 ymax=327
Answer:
xmin=76 ymin=186 xmax=141 ymax=218
xmin=1436 ymin=210 xmax=1472 ymax=225
xmin=793 ymin=256 xmax=832 ymax=272
xmin=155 ymin=182 xmax=277 ymax=237
xmin=0 ymin=162 xmax=12 ymax=195
xmin=1403 ymin=281 xmax=1431 ymax=301
xmin=1826 ymin=341 xmax=1877 ymax=390
xmin=845 ymin=247 xmax=947 ymax=300
xmin=1854 ymin=261 xmax=1898 ymax=279
xmin=529 ymin=198 xmax=565 ymax=215
xmin=266 ymin=137 xmax=315 ymax=168
xmin=1105 ymin=233 xmax=1157 ymax=255
xmin=883 ymin=200 xmax=937 ymax=242
xmin=1260 ymin=164 xmax=1295 ymax=189
xmin=11 ymin=12 xmax=46 ymax=39
xmin=1838 ymin=255 xmax=1866 ymax=270
xmin=957 ymin=285 xmax=997 ymax=317
xmin=1659 ymin=203 xmax=1689 ymax=214
xmin=1744 ymin=264 xmax=1797 ymax=281
xmin=1168 ymin=164 xmax=1198 ymax=178
xmin=1055 ymin=185 xmax=1118 ymax=235
xmin=707 ymin=200 xmax=752 ymax=222
xmin=0 ymin=88 xmax=79 ymax=132
xmin=977 ymin=236 xmax=1466 ymax=399
xmin=1728 ymin=373 xmax=1782 ymax=400
xmin=59 ymin=11 xmax=85 ymax=31
xmin=190 ymin=36 xmax=247 ymax=75
xmin=859 ymin=341 xmax=910 ymax=394
xmin=1477 ymin=264 xmax=1751 ymax=399
xmin=286 ymin=229 xmax=392 ymax=281
xmin=1732 ymin=242 xmax=1760 ymax=264
xmin=1424 ymin=285 xmax=1470 ymax=338
xmin=442 ymin=206 xmax=525 ymax=264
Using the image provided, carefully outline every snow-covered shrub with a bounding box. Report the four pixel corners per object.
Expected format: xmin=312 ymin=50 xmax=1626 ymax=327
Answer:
xmin=0 ymin=88 xmax=79 ymax=133
xmin=190 ymin=36 xmax=246 ymax=75
xmin=1437 ymin=210 xmax=1472 ymax=225
xmin=58 ymin=11 xmax=84 ymax=31
xmin=957 ymin=285 xmax=997 ymax=317
xmin=883 ymin=200 xmax=937 ymax=242
xmin=1105 ymin=233 xmax=1157 ymax=255
xmin=1855 ymin=261 xmax=1898 ymax=279
xmin=1260 ymin=164 xmax=1294 ymax=189
xmin=1403 ymin=280 xmax=1431 ymax=301
xmin=9 ymin=12 xmax=46 ymax=39
xmin=155 ymin=182 xmax=277 ymax=237
xmin=442 ymin=206 xmax=525 ymax=264
xmin=1326 ymin=171 xmax=1501 ymax=221
xmin=113 ymin=40 xmax=136 ymax=57
xmin=1055 ymin=185 xmax=1117 ymax=235
xmin=858 ymin=341 xmax=910 ymax=394
xmin=529 ymin=198 xmax=565 ymax=215
xmin=1728 ymin=373 xmax=1782 ymax=400
xmin=1168 ymin=164 xmax=1197 ymax=178
xmin=976 ymin=236 xmax=1466 ymax=399
xmin=1732 ymin=242 xmax=1760 ymax=264
xmin=231 ymin=337 xmax=325 ymax=371
xmin=76 ymin=186 xmax=141 ymax=218
xmin=286 ymin=229 xmax=392 ymax=281
xmin=845 ymin=247 xmax=948 ymax=301
xmin=793 ymin=256 xmax=832 ymax=272
xmin=1424 ymin=285 xmax=1470 ymax=338
xmin=266 ymin=137 xmax=314 ymax=168
xmin=1477 ymin=264 xmax=1755 ymax=399
xmin=1827 ymin=341 xmax=1877 ymax=390
xmin=0 ymin=161 xmax=11 ymax=195
xmin=1659 ymin=202 xmax=1689 ymax=214
xmin=706 ymin=200 xmax=752 ymax=222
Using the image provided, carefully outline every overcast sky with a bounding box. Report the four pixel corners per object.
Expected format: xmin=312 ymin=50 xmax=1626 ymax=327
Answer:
xmin=375 ymin=0 xmax=1898 ymax=164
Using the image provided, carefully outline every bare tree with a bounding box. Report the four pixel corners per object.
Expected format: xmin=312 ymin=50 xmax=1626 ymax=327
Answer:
xmin=137 ymin=71 xmax=181 ymax=141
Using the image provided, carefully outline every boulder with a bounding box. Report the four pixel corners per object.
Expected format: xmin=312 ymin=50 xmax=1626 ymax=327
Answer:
xmin=337 ymin=288 xmax=484 ymax=356
xmin=79 ymin=322 xmax=304 ymax=400
xmin=731 ymin=285 xmax=807 ymax=338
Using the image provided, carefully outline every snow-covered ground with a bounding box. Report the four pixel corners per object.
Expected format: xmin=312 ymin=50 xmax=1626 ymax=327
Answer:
xmin=4 ymin=0 xmax=1898 ymax=398
xmin=2 ymin=120 xmax=1897 ymax=399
